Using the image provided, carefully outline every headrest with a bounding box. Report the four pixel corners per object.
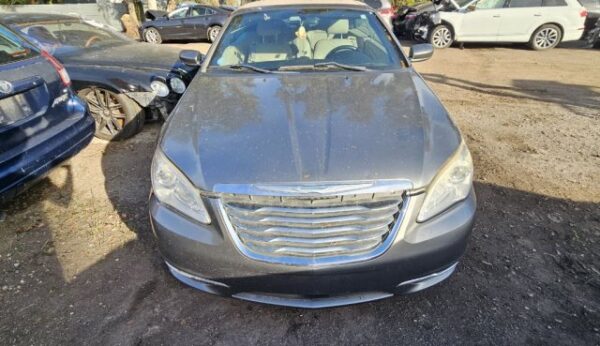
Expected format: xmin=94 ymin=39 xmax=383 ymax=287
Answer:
xmin=257 ymin=20 xmax=283 ymax=36
xmin=327 ymin=19 xmax=349 ymax=35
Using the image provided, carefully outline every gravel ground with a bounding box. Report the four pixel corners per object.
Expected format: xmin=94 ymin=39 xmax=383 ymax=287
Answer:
xmin=0 ymin=42 xmax=598 ymax=345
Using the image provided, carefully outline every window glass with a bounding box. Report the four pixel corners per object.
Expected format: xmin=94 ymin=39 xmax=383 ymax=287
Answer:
xmin=578 ymin=0 xmax=600 ymax=10
xmin=509 ymin=0 xmax=543 ymax=7
xmin=169 ymin=8 xmax=188 ymax=19
xmin=0 ymin=24 xmax=38 ymax=65
xmin=209 ymin=9 xmax=403 ymax=71
xmin=542 ymin=0 xmax=567 ymax=5
xmin=476 ymin=0 xmax=506 ymax=9
xmin=190 ymin=7 xmax=207 ymax=16
xmin=19 ymin=20 xmax=130 ymax=55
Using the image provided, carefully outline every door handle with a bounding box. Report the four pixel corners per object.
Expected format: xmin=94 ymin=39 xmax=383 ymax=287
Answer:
xmin=493 ymin=15 xmax=501 ymax=18
xmin=534 ymin=14 xmax=542 ymax=16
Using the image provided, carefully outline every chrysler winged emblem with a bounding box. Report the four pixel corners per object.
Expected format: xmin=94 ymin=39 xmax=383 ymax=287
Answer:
xmin=0 ymin=80 xmax=14 ymax=95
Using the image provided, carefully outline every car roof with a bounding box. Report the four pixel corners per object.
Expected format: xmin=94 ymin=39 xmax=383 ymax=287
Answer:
xmin=0 ymin=13 xmax=80 ymax=26
xmin=239 ymin=0 xmax=370 ymax=10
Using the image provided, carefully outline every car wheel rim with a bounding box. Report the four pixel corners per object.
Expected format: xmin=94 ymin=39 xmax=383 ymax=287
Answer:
xmin=535 ymin=28 xmax=558 ymax=48
xmin=84 ymin=88 xmax=126 ymax=137
xmin=146 ymin=29 xmax=159 ymax=43
xmin=432 ymin=27 xmax=451 ymax=48
xmin=209 ymin=27 xmax=220 ymax=41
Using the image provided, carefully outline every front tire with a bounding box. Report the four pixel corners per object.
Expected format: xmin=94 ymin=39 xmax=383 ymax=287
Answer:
xmin=78 ymin=88 xmax=145 ymax=141
xmin=143 ymin=27 xmax=162 ymax=44
xmin=207 ymin=25 xmax=221 ymax=43
xmin=429 ymin=24 xmax=453 ymax=49
xmin=529 ymin=24 xmax=562 ymax=50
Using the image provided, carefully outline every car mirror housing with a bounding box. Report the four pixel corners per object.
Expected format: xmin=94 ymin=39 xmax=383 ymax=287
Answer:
xmin=409 ymin=44 xmax=434 ymax=63
xmin=179 ymin=50 xmax=204 ymax=66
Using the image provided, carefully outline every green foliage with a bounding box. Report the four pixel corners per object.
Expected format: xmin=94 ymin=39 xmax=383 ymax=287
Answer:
xmin=391 ymin=0 xmax=429 ymax=7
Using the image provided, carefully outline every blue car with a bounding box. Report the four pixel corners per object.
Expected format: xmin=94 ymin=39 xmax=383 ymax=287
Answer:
xmin=0 ymin=24 xmax=95 ymax=204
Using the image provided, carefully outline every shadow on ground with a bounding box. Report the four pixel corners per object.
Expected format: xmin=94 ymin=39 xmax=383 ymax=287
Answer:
xmin=422 ymin=74 xmax=600 ymax=118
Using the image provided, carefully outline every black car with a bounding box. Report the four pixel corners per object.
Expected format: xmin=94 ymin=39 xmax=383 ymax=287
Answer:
xmin=581 ymin=0 xmax=600 ymax=47
xmin=142 ymin=5 xmax=231 ymax=44
xmin=3 ymin=13 xmax=199 ymax=140
xmin=0 ymin=23 xmax=94 ymax=203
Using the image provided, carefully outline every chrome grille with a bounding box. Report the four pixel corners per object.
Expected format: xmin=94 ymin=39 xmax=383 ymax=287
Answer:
xmin=218 ymin=190 xmax=408 ymax=266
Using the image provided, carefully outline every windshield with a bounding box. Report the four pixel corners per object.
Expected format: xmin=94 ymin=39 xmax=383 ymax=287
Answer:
xmin=17 ymin=20 xmax=131 ymax=55
xmin=0 ymin=24 xmax=38 ymax=65
xmin=209 ymin=8 xmax=403 ymax=72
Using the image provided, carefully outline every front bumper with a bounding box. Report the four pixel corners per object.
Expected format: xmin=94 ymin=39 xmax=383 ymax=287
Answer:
xmin=150 ymin=190 xmax=476 ymax=308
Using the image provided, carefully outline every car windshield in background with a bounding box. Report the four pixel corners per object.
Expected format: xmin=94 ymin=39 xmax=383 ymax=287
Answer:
xmin=0 ymin=25 xmax=38 ymax=65
xmin=209 ymin=8 xmax=403 ymax=72
xmin=17 ymin=20 xmax=131 ymax=55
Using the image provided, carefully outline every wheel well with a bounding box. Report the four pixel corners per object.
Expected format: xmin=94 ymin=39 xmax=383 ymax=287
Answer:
xmin=532 ymin=23 xmax=564 ymax=41
xmin=437 ymin=21 xmax=455 ymax=38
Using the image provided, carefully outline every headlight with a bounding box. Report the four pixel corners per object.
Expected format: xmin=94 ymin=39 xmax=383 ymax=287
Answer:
xmin=417 ymin=141 xmax=473 ymax=222
xmin=150 ymin=80 xmax=170 ymax=97
xmin=151 ymin=149 xmax=211 ymax=224
xmin=169 ymin=77 xmax=186 ymax=94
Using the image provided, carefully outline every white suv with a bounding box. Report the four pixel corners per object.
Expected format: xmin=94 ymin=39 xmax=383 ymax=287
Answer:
xmin=429 ymin=0 xmax=588 ymax=50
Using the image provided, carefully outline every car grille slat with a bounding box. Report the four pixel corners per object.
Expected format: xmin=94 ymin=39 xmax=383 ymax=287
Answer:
xmin=219 ymin=190 xmax=407 ymax=265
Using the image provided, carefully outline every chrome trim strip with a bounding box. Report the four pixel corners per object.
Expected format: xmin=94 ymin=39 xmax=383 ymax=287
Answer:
xmin=216 ymin=196 xmax=411 ymax=267
xmin=396 ymin=262 xmax=458 ymax=293
xmin=232 ymin=292 xmax=393 ymax=309
xmin=214 ymin=179 xmax=413 ymax=197
xmin=165 ymin=261 xmax=230 ymax=288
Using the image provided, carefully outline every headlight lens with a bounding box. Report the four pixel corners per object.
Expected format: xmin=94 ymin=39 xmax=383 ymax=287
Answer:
xmin=169 ymin=77 xmax=186 ymax=94
xmin=417 ymin=141 xmax=473 ymax=222
xmin=151 ymin=149 xmax=211 ymax=224
xmin=150 ymin=80 xmax=170 ymax=97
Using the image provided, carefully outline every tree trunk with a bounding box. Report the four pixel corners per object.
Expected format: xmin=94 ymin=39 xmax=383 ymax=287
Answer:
xmin=147 ymin=0 xmax=157 ymax=10
xmin=126 ymin=0 xmax=140 ymax=27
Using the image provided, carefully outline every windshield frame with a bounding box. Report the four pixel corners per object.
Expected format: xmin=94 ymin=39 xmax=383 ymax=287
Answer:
xmin=201 ymin=4 xmax=410 ymax=73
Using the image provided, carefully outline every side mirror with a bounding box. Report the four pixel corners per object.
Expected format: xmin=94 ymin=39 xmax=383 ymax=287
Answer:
xmin=467 ymin=4 xmax=477 ymax=11
xmin=179 ymin=49 xmax=204 ymax=66
xmin=409 ymin=43 xmax=434 ymax=63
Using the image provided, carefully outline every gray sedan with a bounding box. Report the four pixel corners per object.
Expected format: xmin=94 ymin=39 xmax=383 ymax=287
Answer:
xmin=150 ymin=0 xmax=476 ymax=308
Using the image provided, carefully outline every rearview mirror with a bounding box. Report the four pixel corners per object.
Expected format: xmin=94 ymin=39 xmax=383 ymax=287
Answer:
xmin=179 ymin=50 xmax=204 ymax=67
xmin=409 ymin=44 xmax=434 ymax=63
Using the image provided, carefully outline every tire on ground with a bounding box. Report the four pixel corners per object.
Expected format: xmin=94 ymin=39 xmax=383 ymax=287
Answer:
xmin=78 ymin=88 xmax=145 ymax=141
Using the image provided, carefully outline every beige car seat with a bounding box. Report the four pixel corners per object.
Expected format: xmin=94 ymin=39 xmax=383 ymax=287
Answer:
xmin=313 ymin=19 xmax=357 ymax=60
xmin=247 ymin=20 xmax=292 ymax=63
xmin=292 ymin=25 xmax=312 ymax=58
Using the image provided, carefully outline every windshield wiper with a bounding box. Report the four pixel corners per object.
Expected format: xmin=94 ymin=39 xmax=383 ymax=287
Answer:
xmin=226 ymin=64 xmax=273 ymax=74
xmin=313 ymin=61 xmax=368 ymax=71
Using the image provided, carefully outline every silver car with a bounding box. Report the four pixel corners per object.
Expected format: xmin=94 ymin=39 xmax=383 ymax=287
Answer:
xmin=150 ymin=0 xmax=476 ymax=308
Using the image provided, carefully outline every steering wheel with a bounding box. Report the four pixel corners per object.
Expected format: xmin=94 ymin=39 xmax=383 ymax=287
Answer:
xmin=85 ymin=35 xmax=101 ymax=48
xmin=325 ymin=45 xmax=358 ymax=60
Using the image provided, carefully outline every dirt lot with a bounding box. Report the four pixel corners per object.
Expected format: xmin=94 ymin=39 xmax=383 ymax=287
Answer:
xmin=0 ymin=42 xmax=599 ymax=345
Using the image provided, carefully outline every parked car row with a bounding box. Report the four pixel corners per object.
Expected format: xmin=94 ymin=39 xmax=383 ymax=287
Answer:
xmin=2 ymin=13 xmax=200 ymax=140
xmin=11 ymin=0 xmax=598 ymax=309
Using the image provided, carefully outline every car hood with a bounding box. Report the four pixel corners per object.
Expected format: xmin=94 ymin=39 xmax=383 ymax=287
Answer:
xmin=161 ymin=69 xmax=462 ymax=191
xmin=58 ymin=42 xmax=183 ymax=73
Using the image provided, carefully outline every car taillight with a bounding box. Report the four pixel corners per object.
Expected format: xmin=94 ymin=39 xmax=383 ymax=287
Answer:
xmin=379 ymin=7 xmax=394 ymax=15
xmin=580 ymin=8 xmax=588 ymax=17
xmin=41 ymin=50 xmax=71 ymax=87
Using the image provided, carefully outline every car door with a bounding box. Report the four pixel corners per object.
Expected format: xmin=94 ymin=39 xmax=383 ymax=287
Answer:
xmin=184 ymin=6 xmax=209 ymax=39
xmin=456 ymin=0 xmax=508 ymax=41
xmin=160 ymin=7 xmax=189 ymax=39
xmin=496 ymin=0 xmax=545 ymax=40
